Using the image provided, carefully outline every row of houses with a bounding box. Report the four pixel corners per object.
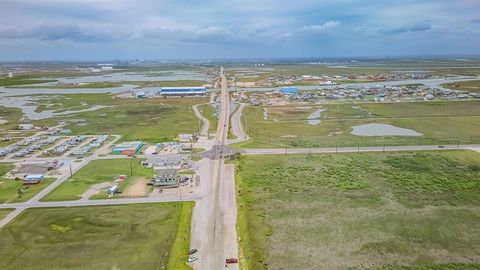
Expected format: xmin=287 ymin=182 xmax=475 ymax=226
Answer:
xmin=44 ymin=136 xmax=87 ymax=156
xmin=13 ymin=137 xmax=60 ymax=157
xmin=262 ymin=84 xmax=480 ymax=103
xmin=0 ymin=136 xmax=57 ymax=157
xmin=265 ymin=72 xmax=434 ymax=87
xmin=0 ymin=144 xmax=20 ymax=156
xmin=72 ymin=135 xmax=109 ymax=156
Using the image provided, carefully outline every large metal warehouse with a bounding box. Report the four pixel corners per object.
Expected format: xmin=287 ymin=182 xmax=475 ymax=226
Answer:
xmin=159 ymin=87 xmax=207 ymax=96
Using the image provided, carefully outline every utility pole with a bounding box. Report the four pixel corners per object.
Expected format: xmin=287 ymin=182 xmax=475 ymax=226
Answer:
xmin=69 ymin=163 xmax=73 ymax=179
xmin=179 ymin=181 xmax=183 ymax=202
xmin=198 ymin=117 xmax=201 ymax=135
xmin=130 ymin=158 xmax=133 ymax=176
xmin=285 ymin=137 xmax=288 ymax=155
xmin=190 ymin=143 xmax=194 ymax=160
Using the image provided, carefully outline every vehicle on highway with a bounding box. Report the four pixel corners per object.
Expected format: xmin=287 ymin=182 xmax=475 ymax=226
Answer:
xmin=189 ymin=249 xmax=197 ymax=255
xmin=188 ymin=254 xmax=198 ymax=262
xmin=225 ymin=258 xmax=238 ymax=264
xmin=438 ymin=145 xmax=445 ymax=148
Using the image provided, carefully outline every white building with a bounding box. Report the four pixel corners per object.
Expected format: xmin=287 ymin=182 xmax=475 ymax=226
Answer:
xmin=23 ymin=174 xmax=44 ymax=184
xmin=18 ymin=124 xmax=34 ymax=130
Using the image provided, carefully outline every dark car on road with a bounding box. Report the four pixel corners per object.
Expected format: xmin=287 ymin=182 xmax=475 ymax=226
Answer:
xmin=225 ymin=258 xmax=238 ymax=264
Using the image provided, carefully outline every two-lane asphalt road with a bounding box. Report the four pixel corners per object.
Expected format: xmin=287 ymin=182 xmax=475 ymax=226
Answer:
xmin=191 ymin=68 xmax=239 ymax=270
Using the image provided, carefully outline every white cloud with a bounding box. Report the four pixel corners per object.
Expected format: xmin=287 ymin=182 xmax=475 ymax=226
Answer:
xmin=302 ymin=21 xmax=341 ymax=32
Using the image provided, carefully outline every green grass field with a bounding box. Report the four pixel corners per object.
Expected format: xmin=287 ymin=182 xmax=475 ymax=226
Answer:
xmin=0 ymin=163 xmax=56 ymax=203
xmin=0 ymin=202 xmax=193 ymax=270
xmin=0 ymin=106 xmax=27 ymax=138
xmin=7 ymin=82 xmax=123 ymax=89
xmin=235 ymin=101 xmax=480 ymax=148
xmin=42 ymin=159 xmax=154 ymax=201
xmin=235 ymin=150 xmax=480 ymax=269
xmin=168 ymin=202 xmax=194 ymax=270
xmin=443 ymin=80 xmax=480 ymax=93
xmin=9 ymin=79 xmax=210 ymax=89
xmin=22 ymin=94 xmax=208 ymax=143
xmin=0 ymin=209 xmax=12 ymax=220
xmin=0 ymin=75 xmax=56 ymax=86
xmin=0 ymin=138 xmax=20 ymax=148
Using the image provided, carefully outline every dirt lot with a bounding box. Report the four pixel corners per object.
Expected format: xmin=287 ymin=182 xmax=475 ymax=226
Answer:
xmin=80 ymin=182 xmax=111 ymax=200
xmin=123 ymin=177 xmax=147 ymax=197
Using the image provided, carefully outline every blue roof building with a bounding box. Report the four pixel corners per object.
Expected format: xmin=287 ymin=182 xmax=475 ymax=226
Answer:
xmin=160 ymin=87 xmax=206 ymax=96
xmin=280 ymin=87 xmax=298 ymax=95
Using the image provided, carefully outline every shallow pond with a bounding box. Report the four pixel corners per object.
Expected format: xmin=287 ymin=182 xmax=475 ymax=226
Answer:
xmin=0 ymin=96 xmax=111 ymax=120
xmin=307 ymin=108 xmax=326 ymax=125
xmin=351 ymin=123 xmax=423 ymax=136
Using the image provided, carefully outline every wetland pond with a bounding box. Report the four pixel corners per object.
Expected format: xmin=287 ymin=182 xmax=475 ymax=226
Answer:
xmin=351 ymin=123 xmax=423 ymax=136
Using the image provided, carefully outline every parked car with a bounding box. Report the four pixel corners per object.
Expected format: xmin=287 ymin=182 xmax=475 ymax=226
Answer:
xmin=188 ymin=255 xmax=198 ymax=262
xmin=189 ymin=249 xmax=197 ymax=255
xmin=225 ymin=258 xmax=238 ymax=264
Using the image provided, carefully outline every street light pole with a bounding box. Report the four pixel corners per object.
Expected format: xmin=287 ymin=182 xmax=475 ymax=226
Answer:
xmin=130 ymin=158 xmax=133 ymax=176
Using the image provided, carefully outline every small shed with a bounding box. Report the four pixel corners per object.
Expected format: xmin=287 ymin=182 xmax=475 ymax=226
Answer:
xmin=177 ymin=134 xmax=194 ymax=143
xmin=106 ymin=185 xmax=119 ymax=195
xmin=18 ymin=124 xmax=34 ymax=130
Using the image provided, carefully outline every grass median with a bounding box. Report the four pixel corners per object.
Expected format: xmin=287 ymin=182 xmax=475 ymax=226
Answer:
xmin=198 ymin=103 xmax=219 ymax=136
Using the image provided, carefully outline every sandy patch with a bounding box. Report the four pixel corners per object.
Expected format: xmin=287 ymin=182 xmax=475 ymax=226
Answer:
xmin=144 ymin=145 xmax=157 ymax=155
xmin=80 ymin=182 xmax=111 ymax=200
xmin=263 ymin=108 xmax=269 ymax=120
xmin=124 ymin=177 xmax=147 ymax=197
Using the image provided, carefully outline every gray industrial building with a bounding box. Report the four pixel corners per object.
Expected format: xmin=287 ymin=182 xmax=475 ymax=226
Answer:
xmin=151 ymin=169 xmax=180 ymax=188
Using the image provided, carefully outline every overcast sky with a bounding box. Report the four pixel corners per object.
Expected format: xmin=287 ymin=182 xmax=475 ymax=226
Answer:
xmin=0 ymin=0 xmax=479 ymax=61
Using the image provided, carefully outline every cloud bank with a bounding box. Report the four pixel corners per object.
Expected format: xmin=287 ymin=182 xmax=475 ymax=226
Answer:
xmin=0 ymin=0 xmax=479 ymax=60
